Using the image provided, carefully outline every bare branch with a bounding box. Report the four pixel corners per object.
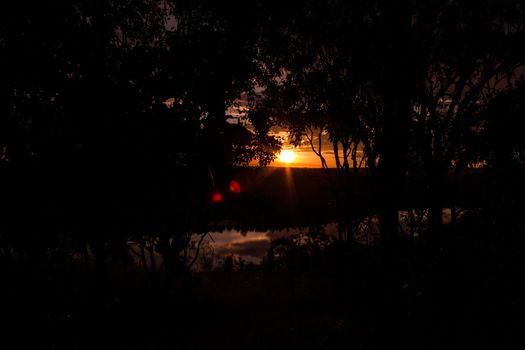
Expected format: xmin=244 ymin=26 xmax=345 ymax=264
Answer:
xmin=188 ymin=233 xmax=209 ymax=270
xmin=127 ymin=244 xmax=144 ymax=259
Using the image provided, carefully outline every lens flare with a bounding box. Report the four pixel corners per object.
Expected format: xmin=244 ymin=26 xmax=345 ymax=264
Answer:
xmin=229 ymin=180 xmax=241 ymax=193
xmin=211 ymin=192 xmax=223 ymax=203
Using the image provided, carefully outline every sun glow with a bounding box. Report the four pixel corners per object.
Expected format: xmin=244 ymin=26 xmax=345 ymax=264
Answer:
xmin=278 ymin=150 xmax=296 ymax=164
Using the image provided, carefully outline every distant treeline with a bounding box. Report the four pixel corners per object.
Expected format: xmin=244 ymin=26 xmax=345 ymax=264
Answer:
xmin=207 ymin=167 xmax=521 ymax=231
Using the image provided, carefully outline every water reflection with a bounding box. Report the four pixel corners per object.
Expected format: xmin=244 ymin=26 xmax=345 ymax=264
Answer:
xmin=207 ymin=229 xmax=271 ymax=263
xmin=198 ymin=224 xmax=340 ymax=265
xmin=198 ymin=208 xmax=461 ymax=266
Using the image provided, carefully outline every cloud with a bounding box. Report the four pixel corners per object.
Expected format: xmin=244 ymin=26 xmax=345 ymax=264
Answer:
xmin=215 ymin=239 xmax=270 ymax=259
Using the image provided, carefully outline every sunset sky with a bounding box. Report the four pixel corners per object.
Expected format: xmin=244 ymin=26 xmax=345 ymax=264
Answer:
xmin=269 ymin=144 xmax=347 ymax=168
xmin=229 ymin=98 xmax=363 ymax=168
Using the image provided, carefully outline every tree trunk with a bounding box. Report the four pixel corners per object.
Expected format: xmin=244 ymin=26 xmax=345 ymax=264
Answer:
xmin=450 ymin=167 xmax=462 ymax=228
xmin=374 ymin=0 xmax=413 ymax=346
xmin=160 ymin=234 xmax=193 ymax=294
xmin=89 ymin=240 xmax=107 ymax=303
xmin=427 ymin=171 xmax=446 ymax=248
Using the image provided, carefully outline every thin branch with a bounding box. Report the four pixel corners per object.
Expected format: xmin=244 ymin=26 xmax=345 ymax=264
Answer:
xmin=306 ymin=125 xmax=328 ymax=168
xmin=127 ymin=244 xmax=144 ymax=259
xmin=188 ymin=233 xmax=209 ymax=270
xmin=333 ymin=140 xmax=342 ymax=170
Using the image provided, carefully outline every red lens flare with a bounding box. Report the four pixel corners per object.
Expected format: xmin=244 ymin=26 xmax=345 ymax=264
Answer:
xmin=211 ymin=192 xmax=223 ymax=203
xmin=229 ymin=180 xmax=241 ymax=194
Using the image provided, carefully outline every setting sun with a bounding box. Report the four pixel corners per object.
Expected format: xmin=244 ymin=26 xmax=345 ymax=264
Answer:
xmin=278 ymin=150 xmax=296 ymax=163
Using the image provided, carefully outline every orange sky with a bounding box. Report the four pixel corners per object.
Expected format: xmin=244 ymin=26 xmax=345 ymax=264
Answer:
xmin=228 ymin=96 xmax=364 ymax=168
xmin=270 ymin=147 xmax=336 ymax=168
xmin=250 ymin=140 xmax=364 ymax=168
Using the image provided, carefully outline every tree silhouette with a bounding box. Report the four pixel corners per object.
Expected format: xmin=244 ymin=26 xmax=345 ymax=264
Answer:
xmin=410 ymin=0 xmax=525 ymax=239
xmin=0 ymin=0 xmax=277 ymax=294
xmin=252 ymin=0 xmax=383 ymax=240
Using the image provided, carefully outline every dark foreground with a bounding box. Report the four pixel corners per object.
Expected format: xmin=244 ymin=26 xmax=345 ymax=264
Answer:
xmin=1 ymin=167 xmax=524 ymax=349
xmin=2 ymin=207 xmax=524 ymax=350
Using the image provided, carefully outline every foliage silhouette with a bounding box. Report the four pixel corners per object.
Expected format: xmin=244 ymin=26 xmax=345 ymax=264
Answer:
xmin=1 ymin=1 xmax=524 ymax=349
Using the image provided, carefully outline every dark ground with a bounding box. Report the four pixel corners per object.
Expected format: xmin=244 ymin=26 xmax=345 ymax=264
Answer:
xmin=1 ymin=168 xmax=524 ymax=349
